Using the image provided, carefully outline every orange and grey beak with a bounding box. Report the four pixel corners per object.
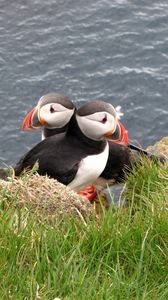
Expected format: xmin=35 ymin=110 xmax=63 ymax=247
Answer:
xmin=107 ymin=120 xmax=129 ymax=145
xmin=104 ymin=128 xmax=115 ymax=137
xmin=22 ymin=106 xmax=44 ymax=130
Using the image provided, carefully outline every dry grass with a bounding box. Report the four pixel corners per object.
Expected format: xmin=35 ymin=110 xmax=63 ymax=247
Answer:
xmin=0 ymin=173 xmax=93 ymax=220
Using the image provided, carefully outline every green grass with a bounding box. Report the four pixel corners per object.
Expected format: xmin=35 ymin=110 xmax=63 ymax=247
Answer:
xmin=0 ymin=159 xmax=168 ymax=300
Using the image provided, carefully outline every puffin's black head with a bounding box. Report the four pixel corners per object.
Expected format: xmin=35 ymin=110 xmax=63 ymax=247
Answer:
xmin=77 ymin=100 xmax=116 ymax=117
xmin=76 ymin=100 xmax=118 ymax=140
xmin=22 ymin=93 xmax=75 ymax=130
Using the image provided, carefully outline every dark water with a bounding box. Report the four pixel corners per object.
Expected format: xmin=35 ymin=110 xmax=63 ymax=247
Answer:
xmin=0 ymin=0 xmax=168 ymax=165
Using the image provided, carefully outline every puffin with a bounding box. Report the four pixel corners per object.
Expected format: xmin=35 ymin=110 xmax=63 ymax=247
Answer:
xmin=15 ymin=100 xmax=119 ymax=192
xmin=22 ymin=93 xmax=75 ymax=139
xmin=22 ymin=95 xmax=129 ymax=145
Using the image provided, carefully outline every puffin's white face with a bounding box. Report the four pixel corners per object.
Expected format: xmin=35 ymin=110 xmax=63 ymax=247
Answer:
xmin=22 ymin=93 xmax=75 ymax=131
xmin=76 ymin=111 xmax=117 ymax=140
xmin=38 ymin=103 xmax=75 ymax=129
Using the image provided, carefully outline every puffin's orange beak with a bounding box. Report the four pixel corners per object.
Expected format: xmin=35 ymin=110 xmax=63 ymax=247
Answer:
xmin=104 ymin=129 xmax=115 ymax=137
xmin=22 ymin=107 xmax=40 ymax=130
xmin=106 ymin=120 xmax=129 ymax=145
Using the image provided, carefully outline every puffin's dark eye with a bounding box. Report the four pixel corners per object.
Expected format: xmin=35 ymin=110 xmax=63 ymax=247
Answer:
xmin=101 ymin=115 xmax=107 ymax=124
xmin=50 ymin=105 xmax=55 ymax=113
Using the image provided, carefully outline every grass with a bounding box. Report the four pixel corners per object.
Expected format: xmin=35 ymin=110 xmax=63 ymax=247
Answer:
xmin=0 ymin=158 xmax=168 ymax=300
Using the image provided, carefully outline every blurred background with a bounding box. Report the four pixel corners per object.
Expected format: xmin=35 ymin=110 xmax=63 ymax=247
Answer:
xmin=0 ymin=0 xmax=168 ymax=165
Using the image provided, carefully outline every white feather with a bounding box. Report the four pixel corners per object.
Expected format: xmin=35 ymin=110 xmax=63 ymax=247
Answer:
xmin=115 ymin=105 xmax=124 ymax=119
xmin=39 ymin=104 xmax=74 ymax=128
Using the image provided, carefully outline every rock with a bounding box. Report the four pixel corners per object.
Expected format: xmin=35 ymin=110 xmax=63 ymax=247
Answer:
xmin=146 ymin=137 xmax=168 ymax=159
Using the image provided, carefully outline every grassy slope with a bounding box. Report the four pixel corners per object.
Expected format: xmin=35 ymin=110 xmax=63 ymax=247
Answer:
xmin=0 ymin=159 xmax=168 ymax=300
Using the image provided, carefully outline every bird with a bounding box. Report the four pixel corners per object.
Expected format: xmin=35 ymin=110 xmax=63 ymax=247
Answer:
xmin=22 ymin=93 xmax=75 ymax=140
xmin=76 ymin=101 xmax=133 ymax=197
xmin=22 ymin=94 xmax=129 ymax=145
xmin=14 ymin=100 xmax=118 ymax=192
xmin=21 ymin=95 xmax=130 ymax=200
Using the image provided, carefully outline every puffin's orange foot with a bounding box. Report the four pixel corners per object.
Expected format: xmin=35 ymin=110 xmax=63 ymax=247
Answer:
xmin=78 ymin=184 xmax=97 ymax=202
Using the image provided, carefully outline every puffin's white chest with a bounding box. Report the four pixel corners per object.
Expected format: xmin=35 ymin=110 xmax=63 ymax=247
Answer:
xmin=68 ymin=142 xmax=109 ymax=192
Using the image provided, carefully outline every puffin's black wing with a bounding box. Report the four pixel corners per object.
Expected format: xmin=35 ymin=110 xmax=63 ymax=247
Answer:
xmin=101 ymin=142 xmax=133 ymax=182
xmin=14 ymin=134 xmax=80 ymax=185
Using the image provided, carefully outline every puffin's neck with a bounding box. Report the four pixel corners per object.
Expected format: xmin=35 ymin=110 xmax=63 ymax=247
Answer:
xmin=43 ymin=124 xmax=68 ymax=138
xmin=67 ymin=114 xmax=106 ymax=149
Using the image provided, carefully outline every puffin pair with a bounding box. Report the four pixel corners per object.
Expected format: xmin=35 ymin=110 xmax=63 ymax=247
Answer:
xmin=15 ymin=93 xmax=132 ymax=194
xmin=22 ymin=93 xmax=129 ymax=145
